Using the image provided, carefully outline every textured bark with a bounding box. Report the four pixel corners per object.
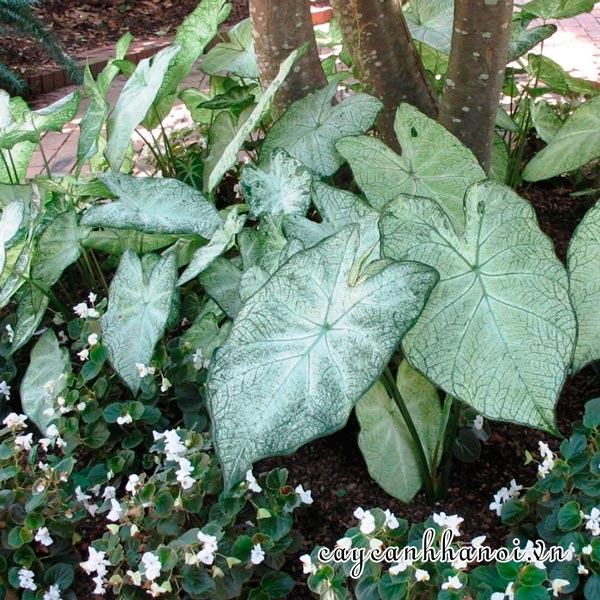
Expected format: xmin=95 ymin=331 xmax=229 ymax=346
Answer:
xmin=249 ymin=0 xmax=327 ymax=117
xmin=331 ymin=0 xmax=438 ymax=151
xmin=439 ymin=0 xmax=513 ymax=173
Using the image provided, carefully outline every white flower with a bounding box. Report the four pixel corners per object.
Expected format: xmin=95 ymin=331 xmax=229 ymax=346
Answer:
xmin=582 ymin=544 xmax=593 ymax=555
xmin=245 ymin=469 xmax=262 ymax=493
xmin=550 ymin=578 xmax=570 ymax=596
xmin=160 ymin=377 xmax=172 ymax=393
xmin=91 ymin=574 xmax=106 ymax=595
xmin=46 ymin=424 xmax=59 ymax=438
xmin=250 ymin=543 xmax=265 ymax=565
xmin=15 ymin=432 xmax=33 ymax=451
xmin=578 ymin=563 xmax=589 ymax=575
xmin=473 ymin=415 xmax=484 ymax=430
xmin=369 ymin=538 xmax=383 ymax=551
xmin=471 ymin=535 xmax=487 ymax=549
xmin=508 ymin=479 xmax=523 ymax=496
xmin=432 ymin=512 xmax=464 ymax=536
xmin=300 ymin=554 xmax=316 ymax=575
xmin=176 ymin=457 xmax=195 ymax=490
xmin=384 ymin=509 xmax=399 ymax=530
xmin=441 ymin=575 xmax=463 ymax=590
xmin=43 ymin=584 xmax=62 ymax=600
xmin=353 ymin=507 xmax=376 ymax=534
xmin=148 ymin=582 xmax=169 ymax=597
xmin=106 ymin=498 xmax=124 ymax=522
xmin=192 ymin=348 xmax=210 ymax=370
xmin=452 ymin=557 xmax=469 ymax=570
xmin=125 ymin=474 xmax=141 ymax=494
xmin=197 ymin=531 xmax=218 ymax=565
xmin=0 ymin=380 xmax=11 ymax=399
xmin=582 ymin=508 xmax=600 ymax=536
xmin=3 ymin=412 xmax=26 ymax=430
xmin=389 ymin=557 xmax=412 ymax=575
xmin=102 ymin=486 xmax=116 ymax=500
xmin=88 ymin=292 xmax=97 ymax=304
xmin=77 ymin=348 xmax=90 ymax=362
xmin=35 ymin=527 xmax=53 ymax=546
xmin=538 ymin=441 xmax=555 ymax=479
xmin=135 ymin=363 xmax=155 ymax=378
xmin=5 ymin=323 xmax=14 ymax=342
xmin=117 ymin=412 xmax=133 ymax=425
xmin=491 ymin=581 xmax=514 ymax=600
xmin=522 ymin=540 xmax=547 ymax=570
xmin=18 ymin=568 xmax=37 ymax=590
xmin=80 ymin=547 xmax=110 ymax=576
xmin=153 ymin=429 xmax=186 ymax=462
xmin=127 ymin=570 xmax=142 ymax=586
xmin=141 ymin=552 xmax=162 ymax=581
xmin=77 ymin=402 xmax=86 ymax=412
xmin=414 ymin=569 xmax=430 ymax=582
xmin=73 ymin=302 xmax=99 ymax=319
xmin=76 ymin=486 xmax=91 ymax=503
xmin=336 ymin=537 xmax=352 ymax=550
xmin=295 ymin=484 xmax=313 ymax=504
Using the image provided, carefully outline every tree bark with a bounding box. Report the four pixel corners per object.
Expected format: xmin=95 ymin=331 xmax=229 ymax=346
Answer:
xmin=439 ymin=0 xmax=513 ymax=173
xmin=331 ymin=0 xmax=438 ymax=151
xmin=249 ymin=0 xmax=327 ymax=117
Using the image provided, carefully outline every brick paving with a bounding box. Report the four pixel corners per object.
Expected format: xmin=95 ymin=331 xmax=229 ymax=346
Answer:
xmin=25 ymin=6 xmax=600 ymax=178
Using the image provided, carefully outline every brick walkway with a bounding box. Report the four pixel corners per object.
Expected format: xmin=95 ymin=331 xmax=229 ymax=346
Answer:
xmin=25 ymin=6 xmax=600 ymax=178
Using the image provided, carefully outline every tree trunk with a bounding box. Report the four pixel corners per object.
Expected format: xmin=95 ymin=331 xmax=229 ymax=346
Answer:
xmin=439 ymin=0 xmax=513 ymax=173
xmin=249 ymin=0 xmax=327 ymax=117
xmin=331 ymin=0 xmax=437 ymax=151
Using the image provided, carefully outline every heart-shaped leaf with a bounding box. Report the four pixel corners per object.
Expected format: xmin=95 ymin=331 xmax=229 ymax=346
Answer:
xmin=82 ymin=173 xmax=222 ymax=238
xmin=404 ymin=0 xmax=454 ymax=54
xmin=208 ymin=226 xmax=438 ymax=486
xmin=260 ymin=83 xmax=383 ymax=176
xmin=102 ymin=251 xmax=178 ymax=393
xmin=0 ymin=200 xmax=24 ymax=273
xmin=381 ymin=180 xmax=576 ymax=430
xmin=337 ymin=103 xmax=485 ymax=232
xmin=521 ymin=0 xmax=595 ymax=19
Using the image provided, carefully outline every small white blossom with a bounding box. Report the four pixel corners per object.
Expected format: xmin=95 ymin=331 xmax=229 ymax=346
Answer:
xmin=441 ymin=575 xmax=463 ymax=590
xmin=127 ymin=570 xmax=142 ymax=586
xmin=578 ymin=563 xmax=589 ymax=575
xmin=35 ymin=527 xmax=53 ymax=546
xmin=354 ymin=507 xmax=376 ymax=534
xmin=5 ymin=323 xmax=14 ymax=342
xmin=471 ymin=535 xmax=487 ymax=549
xmin=87 ymin=333 xmax=99 ymax=346
xmin=197 ymin=531 xmax=218 ymax=565
xmin=18 ymin=568 xmax=37 ymax=591
xmin=73 ymin=302 xmax=99 ymax=319
xmin=491 ymin=581 xmax=514 ymax=600
xmin=415 ymin=569 xmax=430 ymax=582
xmin=583 ymin=544 xmax=593 ymax=555
xmin=77 ymin=348 xmax=89 ymax=362
xmin=15 ymin=432 xmax=33 ymax=451
xmin=473 ymin=415 xmax=484 ymax=430
xmin=384 ymin=509 xmax=399 ymax=530
xmin=148 ymin=582 xmax=169 ymax=597
xmin=153 ymin=429 xmax=186 ymax=462
xmin=389 ymin=557 xmax=413 ymax=575
xmin=0 ymin=380 xmax=11 ymax=399
xmin=3 ymin=412 xmax=26 ymax=430
xmin=192 ymin=348 xmax=210 ymax=370
xmin=245 ymin=470 xmax=262 ymax=493
xmin=432 ymin=512 xmax=464 ymax=536
xmin=116 ymin=412 xmax=133 ymax=425
xmin=250 ymin=543 xmax=265 ymax=565
xmin=43 ymin=584 xmax=62 ymax=600
xmin=538 ymin=441 xmax=555 ymax=479
xmin=582 ymin=508 xmax=600 ymax=536
xmin=550 ymin=578 xmax=569 ymax=597
xmin=300 ymin=554 xmax=316 ymax=575
xmin=141 ymin=552 xmax=162 ymax=581
xmin=106 ymin=498 xmax=124 ymax=522
xmin=295 ymin=485 xmax=313 ymax=504
xmin=176 ymin=457 xmax=195 ymax=490
xmin=336 ymin=537 xmax=352 ymax=550
xmin=160 ymin=377 xmax=172 ymax=393
xmin=125 ymin=474 xmax=141 ymax=494
xmin=135 ymin=363 xmax=156 ymax=378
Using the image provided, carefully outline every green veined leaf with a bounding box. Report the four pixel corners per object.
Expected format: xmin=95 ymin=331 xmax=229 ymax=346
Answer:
xmin=0 ymin=200 xmax=24 ymax=273
xmin=145 ymin=0 xmax=231 ymax=128
xmin=526 ymin=54 xmax=599 ymax=97
xmin=241 ymin=149 xmax=312 ymax=219
xmin=201 ymin=18 xmax=258 ymax=79
xmin=530 ymin=99 xmax=563 ymax=144
xmin=207 ymin=47 xmax=305 ymax=193
xmin=404 ymin=0 xmax=454 ymax=54
xmin=381 ymin=180 xmax=576 ymax=431
xmin=509 ymin=20 xmax=557 ymax=62
xmin=521 ymin=0 xmax=596 ymax=19
xmin=198 ymin=257 xmax=243 ymax=319
xmin=260 ymin=82 xmax=383 ymax=177
xmin=83 ymin=229 xmax=182 ymax=255
xmin=357 ymin=360 xmax=442 ymax=502
xmin=105 ymin=45 xmax=180 ymax=171
xmin=337 ymin=103 xmax=485 ymax=233
xmin=102 ymin=251 xmax=178 ymax=393
xmin=20 ymin=330 xmax=70 ymax=431
xmin=490 ymin=134 xmax=509 ymax=184
xmin=524 ymin=96 xmax=600 ymax=182
xmin=178 ymin=207 xmax=246 ymax=285
xmin=207 ymin=225 xmax=438 ymax=486
xmin=11 ymin=286 xmax=49 ymax=354
xmin=496 ymin=107 xmax=518 ymax=132
xmin=81 ymin=173 xmax=222 ymax=238
xmin=568 ymin=199 xmax=600 ymax=371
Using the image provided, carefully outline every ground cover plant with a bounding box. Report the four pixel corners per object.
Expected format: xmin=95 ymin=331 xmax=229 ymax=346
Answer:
xmin=1 ymin=0 xmax=600 ymax=598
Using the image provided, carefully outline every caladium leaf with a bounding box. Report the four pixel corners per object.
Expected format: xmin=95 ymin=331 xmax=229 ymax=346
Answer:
xmin=102 ymin=251 xmax=178 ymax=393
xmin=201 ymin=18 xmax=258 ymax=79
xmin=404 ymin=0 xmax=453 ymax=54
xmin=357 ymin=360 xmax=442 ymax=502
xmin=526 ymin=54 xmax=598 ymax=97
xmin=509 ymin=21 xmax=557 ymax=61
xmin=207 ymin=47 xmax=304 ymax=193
xmin=524 ymin=96 xmax=600 ymax=182
xmin=530 ymin=99 xmax=563 ymax=144
xmin=105 ymin=45 xmax=180 ymax=171
xmin=381 ymin=180 xmax=576 ymax=431
xmin=239 ymin=219 xmax=288 ymax=273
xmin=198 ymin=257 xmax=243 ymax=319
xmin=178 ymin=207 xmax=246 ymax=285
xmin=207 ymin=226 xmax=438 ymax=487
xmin=568 ymin=200 xmax=600 ymax=372
xmin=337 ymin=103 xmax=485 ymax=233
xmin=241 ymin=149 xmax=312 ymax=219
xmin=521 ymin=0 xmax=595 ymax=19
xmin=0 ymin=200 xmax=24 ymax=273
xmin=260 ymin=83 xmax=382 ymax=177
xmin=20 ymin=330 xmax=70 ymax=432
xmin=82 ymin=173 xmax=222 ymax=238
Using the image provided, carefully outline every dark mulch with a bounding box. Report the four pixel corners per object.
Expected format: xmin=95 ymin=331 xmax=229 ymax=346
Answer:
xmin=260 ymin=179 xmax=600 ymax=598
xmin=0 ymin=0 xmax=249 ymax=81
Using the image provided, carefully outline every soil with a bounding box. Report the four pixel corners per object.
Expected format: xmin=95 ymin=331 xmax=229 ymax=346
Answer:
xmin=259 ymin=179 xmax=600 ymax=598
xmin=0 ymin=0 xmax=250 ymax=80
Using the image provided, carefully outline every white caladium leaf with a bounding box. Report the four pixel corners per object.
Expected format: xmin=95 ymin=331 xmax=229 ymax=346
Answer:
xmin=337 ymin=103 xmax=485 ymax=232
xmin=521 ymin=0 xmax=595 ymax=19
xmin=284 ymin=181 xmax=381 ymax=260
xmin=568 ymin=200 xmax=600 ymax=372
xmin=201 ymin=18 xmax=258 ymax=79
xmin=0 ymin=200 xmax=24 ymax=273
xmin=178 ymin=207 xmax=246 ymax=285
xmin=207 ymin=47 xmax=304 ymax=193
xmin=82 ymin=173 xmax=222 ymax=238
xmin=357 ymin=360 xmax=442 ymax=502
xmin=105 ymin=45 xmax=180 ymax=171
xmin=404 ymin=0 xmax=453 ymax=54
xmin=524 ymin=96 xmax=600 ymax=182
xmin=20 ymin=330 xmax=70 ymax=432
xmin=530 ymin=99 xmax=563 ymax=144
xmin=381 ymin=180 xmax=576 ymax=431
xmin=260 ymin=83 xmax=383 ymax=177
xmin=241 ymin=149 xmax=312 ymax=219
xmin=239 ymin=219 xmax=287 ymax=273
xmin=198 ymin=257 xmax=243 ymax=319
xmin=102 ymin=251 xmax=178 ymax=393
xmin=207 ymin=226 xmax=438 ymax=487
